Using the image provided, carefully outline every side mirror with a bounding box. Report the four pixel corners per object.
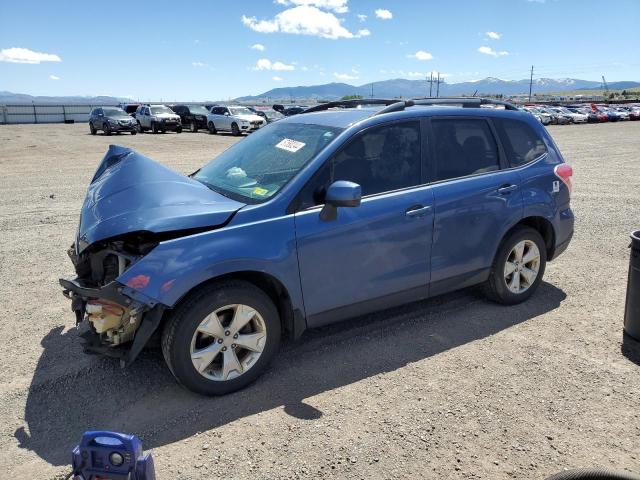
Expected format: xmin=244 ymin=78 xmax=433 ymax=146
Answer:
xmin=224 ymin=112 xmax=230 ymax=116
xmin=320 ymin=181 xmax=361 ymax=221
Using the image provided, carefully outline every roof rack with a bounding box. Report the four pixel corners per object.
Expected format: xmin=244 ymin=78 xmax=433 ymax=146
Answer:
xmin=303 ymin=99 xmax=402 ymax=114
xmin=302 ymin=97 xmax=519 ymax=116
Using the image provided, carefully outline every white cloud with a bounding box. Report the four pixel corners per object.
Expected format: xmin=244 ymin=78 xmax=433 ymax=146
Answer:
xmin=49 ymin=74 xmax=60 ymax=80
xmin=334 ymin=72 xmax=358 ymax=80
xmin=358 ymin=28 xmax=371 ymax=37
xmin=357 ymin=13 xmax=367 ymax=21
xmin=408 ymin=50 xmax=433 ymax=61
xmin=250 ymin=43 xmax=266 ymax=51
xmin=375 ymin=9 xmax=392 ymax=20
xmin=301 ymin=65 xmax=309 ymax=71
xmin=0 ymin=47 xmax=61 ymax=64
xmin=272 ymin=76 xmax=284 ymax=81
xmin=478 ymin=46 xmax=509 ymax=57
xmin=485 ymin=31 xmax=501 ymax=40
xmin=275 ymin=0 xmax=349 ymax=13
xmin=192 ymin=61 xmax=208 ymax=67
xmin=242 ymin=6 xmax=365 ymax=39
xmin=253 ymin=58 xmax=295 ymax=71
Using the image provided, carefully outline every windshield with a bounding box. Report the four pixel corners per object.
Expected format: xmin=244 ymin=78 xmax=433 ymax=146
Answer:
xmin=103 ymin=108 xmax=126 ymax=116
xmin=150 ymin=106 xmax=174 ymax=114
xmin=229 ymin=107 xmax=254 ymax=116
xmin=189 ymin=105 xmax=210 ymax=115
xmin=194 ymin=122 xmax=343 ymax=202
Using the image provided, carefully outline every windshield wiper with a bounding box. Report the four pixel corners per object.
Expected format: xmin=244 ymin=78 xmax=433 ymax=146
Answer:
xmin=194 ymin=178 xmax=234 ymax=199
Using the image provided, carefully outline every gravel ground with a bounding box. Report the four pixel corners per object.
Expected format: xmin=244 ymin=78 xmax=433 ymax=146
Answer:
xmin=0 ymin=122 xmax=639 ymax=480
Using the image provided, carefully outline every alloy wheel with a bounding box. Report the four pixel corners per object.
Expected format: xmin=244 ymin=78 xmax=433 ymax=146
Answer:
xmin=504 ymin=240 xmax=540 ymax=294
xmin=190 ymin=304 xmax=267 ymax=381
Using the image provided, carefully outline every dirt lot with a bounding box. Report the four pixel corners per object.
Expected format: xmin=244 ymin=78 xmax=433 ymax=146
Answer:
xmin=0 ymin=122 xmax=639 ymax=480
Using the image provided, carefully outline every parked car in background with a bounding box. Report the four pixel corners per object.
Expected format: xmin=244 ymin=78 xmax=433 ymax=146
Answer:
xmin=89 ymin=107 xmax=138 ymax=135
xmin=119 ymin=103 xmax=141 ymax=117
xmin=171 ymin=104 xmax=210 ymax=132
xmin=523 ymin=106 xmax=551 ymax=125
xmin=60 ymin=98 xmax=574 ymax=395
xmin=549 ymin=106 xmax=588 ymax=124
xmin=273 ymin=104 xmax=308 ymax=116
xmin=592 ymin=104 xmax=620 ymax=122
xmin=207 ymin=105 xmax=266 ymax=135
xmin=135 ymin=104 xmax=182 ymax=133
xmin=567 ymin=106 xmax=599 ymax=123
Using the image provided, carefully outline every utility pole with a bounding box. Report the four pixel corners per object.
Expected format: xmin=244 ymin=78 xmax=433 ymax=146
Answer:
xmin=371 ymin=83 xmax=374 ymax=98
xmin=528 ymin=65 xmax=534 ymax=102
xmin=428 ymin=72 xmax=433 ymax=97
xmin=436 ymin=72 xmax=442 ymax=98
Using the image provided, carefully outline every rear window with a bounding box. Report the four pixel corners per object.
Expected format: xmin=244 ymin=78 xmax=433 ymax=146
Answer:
xmin=493 ymin=118 xmax=547 ymax=167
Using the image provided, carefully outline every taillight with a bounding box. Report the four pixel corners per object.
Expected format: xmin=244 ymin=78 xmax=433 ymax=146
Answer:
xmin=554 ymin=163 xmax=573 ymax=194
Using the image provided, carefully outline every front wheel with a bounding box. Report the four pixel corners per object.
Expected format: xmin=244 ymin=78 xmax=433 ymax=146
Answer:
xmin=231 ymin=123 xmax=241 ymax=136
xmin=208 ymin=122 xmax=217 ymax=134
xmin=175 ymin=126 xmax=182 ymax=133
xmin=483 ymin=226 xmax=547 ymax=305
xmin=103 ymin=123 xmax=111 ymax=136
xmin=152 ymin=122 xmax=159 ymax=134
xmin=161 ymin=281 xmax=281 ymax=396
xmin=190 ymin=122 xmax=198 ymax=133
xmin=89 ymin=122 xmax=96 ymax=135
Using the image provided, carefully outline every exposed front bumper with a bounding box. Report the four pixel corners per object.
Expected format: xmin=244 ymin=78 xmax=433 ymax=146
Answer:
xmin=59 ymin=276 xmax=165 ymax=365
xmin=110 ymin=123 xmax=137 ymax=132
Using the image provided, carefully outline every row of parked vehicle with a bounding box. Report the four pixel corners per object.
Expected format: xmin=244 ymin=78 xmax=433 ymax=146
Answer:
xmin=521 ymin=103 xmax=640 ymax=125
xmin=88 ymin=103 xmax=288 ymax=136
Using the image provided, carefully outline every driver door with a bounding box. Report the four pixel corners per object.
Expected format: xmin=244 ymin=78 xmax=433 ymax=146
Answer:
xmin=293 ymin=120 xmax=434 ymax=326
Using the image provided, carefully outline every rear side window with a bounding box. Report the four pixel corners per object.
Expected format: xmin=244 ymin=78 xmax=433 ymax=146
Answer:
xmin=493 ymin=118 xmax=547 ymax=167
xmin=432 ymin=119 xmax=499 ymax=181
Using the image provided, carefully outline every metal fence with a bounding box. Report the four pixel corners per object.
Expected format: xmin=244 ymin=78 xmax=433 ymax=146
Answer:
xmin=0 ymin=104 xmax=118 ymax=124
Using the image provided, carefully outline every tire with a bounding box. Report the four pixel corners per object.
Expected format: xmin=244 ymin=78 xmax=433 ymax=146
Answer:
xmin=161 ymin=280 xmax=281 ymax=396
xmin=137 ymin=122 xmax=144 ymax=133
xmin=231 ymin=123 xmax=240 ymax=136
xmin=483 ymin=226 xmax=547 ymax=305
xmin=190 ymin=122 xmax=198 ymax=133
xmin=103 ymin=123 xmax=111 ymax=136
xmin=161 ymin=129 xmax=167 ymax=134
xmin=152 ymin=122 xmax=159 ymax=134
xmin=208 ymin=122 xmax=217 ymax=134
xmin=89 ymin=122 xmax=96 ymax=135
xmin=175 ymin=126 xmax=182 ymax=134
xmin=131 ymin=130 xmax=137 ymax=135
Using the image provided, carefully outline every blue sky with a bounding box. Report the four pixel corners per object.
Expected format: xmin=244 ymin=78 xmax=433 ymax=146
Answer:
xmin=1 ymin=0 xmax=638 ymax=100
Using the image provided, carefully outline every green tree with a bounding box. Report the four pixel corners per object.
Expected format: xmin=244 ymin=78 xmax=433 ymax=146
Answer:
xmin=340 ymin=95 xmax=363 ymax=100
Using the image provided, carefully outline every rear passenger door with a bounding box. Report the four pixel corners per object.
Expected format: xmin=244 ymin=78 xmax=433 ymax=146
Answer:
xmin=428 ymin=117 xmax=523 ymax=296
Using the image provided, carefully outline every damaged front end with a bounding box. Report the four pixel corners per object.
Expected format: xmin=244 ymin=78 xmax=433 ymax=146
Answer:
xmin=60 ymin=233 xmax=165 ymax=366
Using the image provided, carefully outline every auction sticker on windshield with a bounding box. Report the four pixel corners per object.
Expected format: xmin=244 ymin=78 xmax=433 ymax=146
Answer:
xmin=276 ymin=138 xmax=306 ymax=153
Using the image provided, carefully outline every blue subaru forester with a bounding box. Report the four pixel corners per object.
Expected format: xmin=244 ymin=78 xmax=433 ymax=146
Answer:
xmin=60 ymin=98 xmax=574 ymax=395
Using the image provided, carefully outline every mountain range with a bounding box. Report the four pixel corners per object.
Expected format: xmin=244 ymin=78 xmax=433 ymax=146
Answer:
xmin=1 ymin=77 xmax=639 ymax=105
xmin=237 ymin=77 xmax=640 ymax=102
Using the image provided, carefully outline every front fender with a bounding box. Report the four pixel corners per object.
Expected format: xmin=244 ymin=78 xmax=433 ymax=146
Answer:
xmin=116 ymin=215 xmax=304 ymax=314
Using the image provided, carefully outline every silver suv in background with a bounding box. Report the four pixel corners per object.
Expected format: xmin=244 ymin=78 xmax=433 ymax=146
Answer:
xmin=135 ymin=104 xmax=182 ymax=134
xmin=206 ymin=105 xmax=266 ymax=135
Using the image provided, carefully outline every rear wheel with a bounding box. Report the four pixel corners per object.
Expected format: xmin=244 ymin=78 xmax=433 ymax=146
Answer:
xmin=131 ymin=130 xmax=137 ymax=135
xmin=161 ymin=281 xmax=281 ymax=395
xmin=231 ymin=123 xmax=240 ymax=136
xmin=208 ymin=122 xmax=217 ymax=134
xmin=152 ymin=122 xmax=159 ymax=134
xmin=175 ymin=126 xmax=182 ymax=133
xmin=484 ymin=226 xmax=547 ymax=305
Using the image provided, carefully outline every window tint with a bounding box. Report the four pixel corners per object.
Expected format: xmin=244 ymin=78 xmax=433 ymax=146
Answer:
xmin=493 ymin=118 xmax=547 ymax=167
xmin=432 ymin=119 xmax=499 ymax=181
xmin=297 ymin=121 xmax=422 ymax=209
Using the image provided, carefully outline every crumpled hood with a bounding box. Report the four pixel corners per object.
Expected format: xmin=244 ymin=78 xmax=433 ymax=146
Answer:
xmin=78 ymin=145 xmax=245 ymax=248
xmin=154 ymin=112 xmax=180 ymax=120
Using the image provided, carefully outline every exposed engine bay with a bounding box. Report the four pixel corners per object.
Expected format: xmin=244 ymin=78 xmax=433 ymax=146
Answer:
xmin=64 ymin=233 xmax=159 ymax=349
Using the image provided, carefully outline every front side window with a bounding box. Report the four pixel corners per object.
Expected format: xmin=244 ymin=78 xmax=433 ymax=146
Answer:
xmin=102 ymin=107 xmax=125 ymax=116
xmin=188 ymin=105 xmax=209 ymax=115
xmin=297 ymin=121 xmax=422 ymax=209
xmin=493 ymin=118 xmax=547 ymax=167
xmin=194 ymin=122 xmax=342 ymax=202
xmin=229 ymin=106 xmax=254 ymax=116
xmin=432 ymin=118 xmax=499 ymax=181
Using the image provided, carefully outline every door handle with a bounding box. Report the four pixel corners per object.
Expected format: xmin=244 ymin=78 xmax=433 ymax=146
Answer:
xmin=405 ymin=205 xmax=432 ymax=217
xmin=497 ymin=184 xmax=518 ymax=195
